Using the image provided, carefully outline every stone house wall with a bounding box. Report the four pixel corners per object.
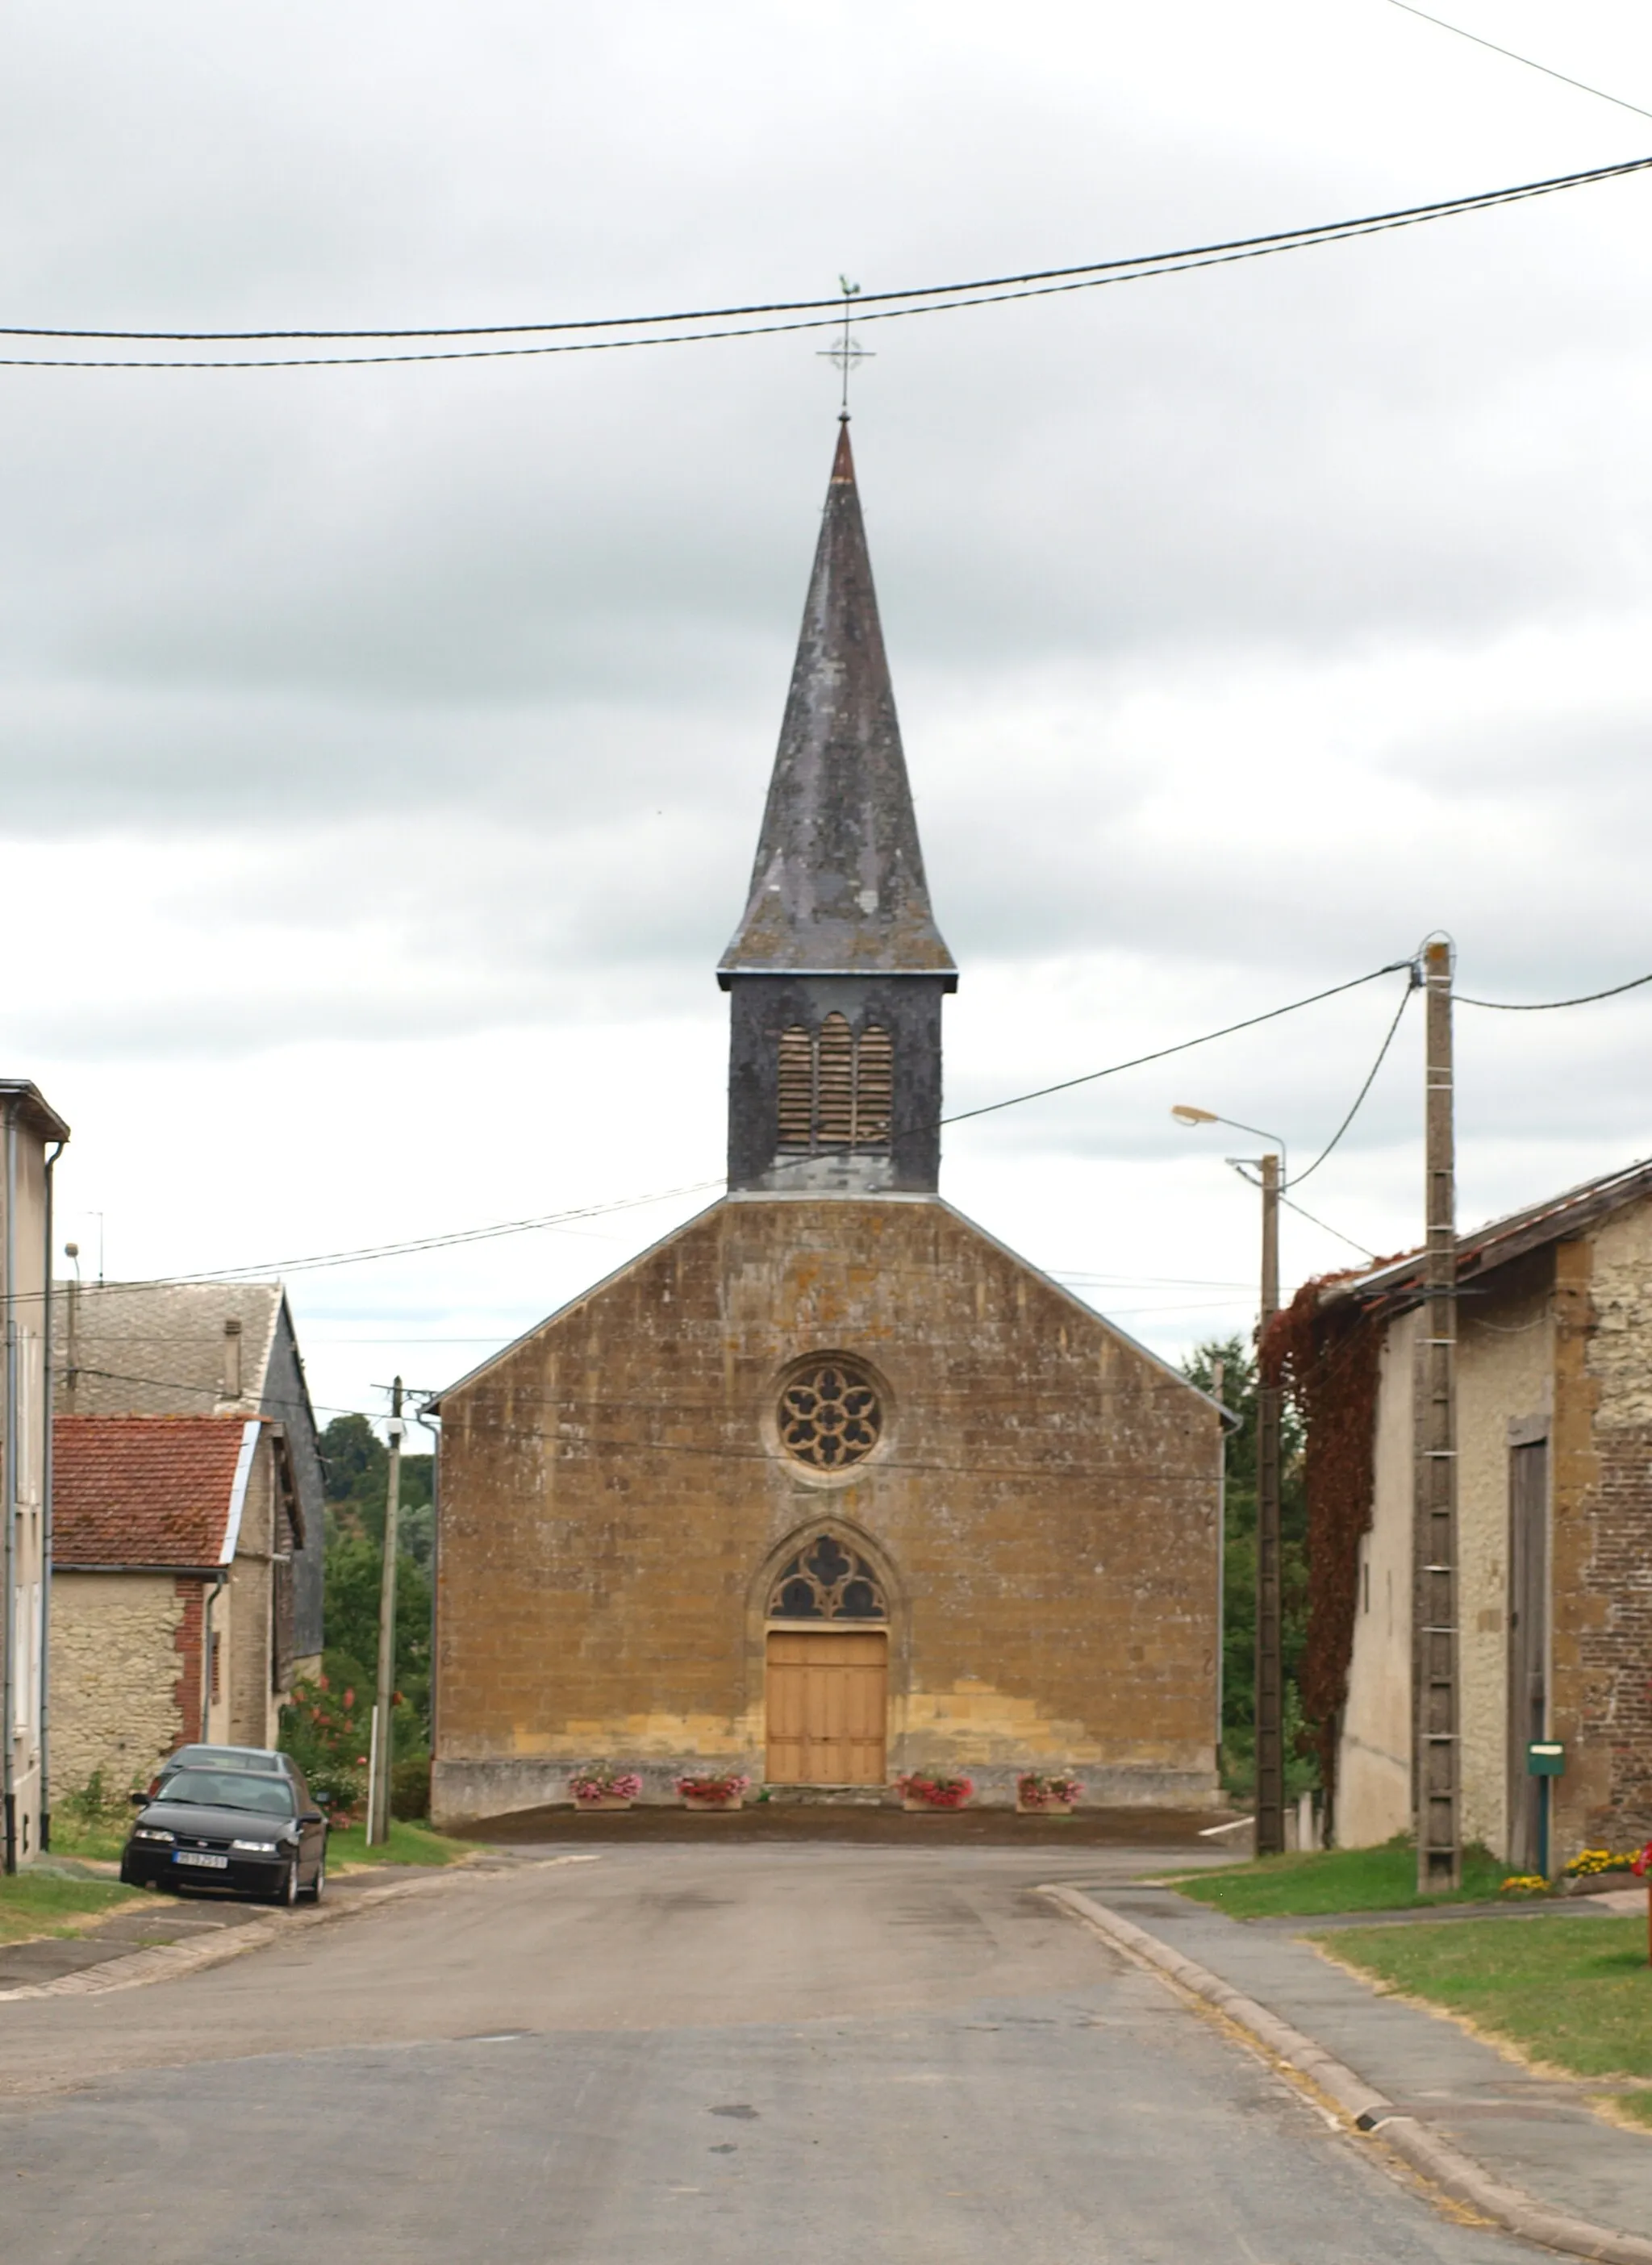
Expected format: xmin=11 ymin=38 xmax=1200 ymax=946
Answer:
xmin=49 ymin=1572 xmax=186 ymax=1800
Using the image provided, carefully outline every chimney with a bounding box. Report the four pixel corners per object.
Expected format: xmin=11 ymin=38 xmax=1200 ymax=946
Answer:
xmin=223 ymin=1318 xmax=243 ymax=1400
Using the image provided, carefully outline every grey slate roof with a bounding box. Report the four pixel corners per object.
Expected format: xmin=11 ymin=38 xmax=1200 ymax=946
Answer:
xmin=719 ymin=419 xmax=955 ymax=979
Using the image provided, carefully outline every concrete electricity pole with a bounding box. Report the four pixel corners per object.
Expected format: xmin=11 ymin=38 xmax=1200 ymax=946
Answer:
xmin=369 ymin=1378 xmax=404 ymax=1847
xmin=1416 ymin=941 xmax=1461 ymax=1892
xmin=1171 ymin=1103 xmax=1287 ymax=1855
xmin=1254 ymin=1151 xmax=1286 ymax=1858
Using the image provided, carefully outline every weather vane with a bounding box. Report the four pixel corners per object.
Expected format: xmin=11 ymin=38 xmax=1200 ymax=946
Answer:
xmin=819 ymin=275 xmax=874 ymax=414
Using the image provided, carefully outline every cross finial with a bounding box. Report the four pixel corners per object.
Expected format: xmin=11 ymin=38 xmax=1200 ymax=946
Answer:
xmin=819 ymin=275 xmax=874 ymax=414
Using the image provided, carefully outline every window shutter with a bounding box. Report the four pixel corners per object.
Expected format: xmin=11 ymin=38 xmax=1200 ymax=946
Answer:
xmin=854 ymin=1025 xmax=892 ymax=1148
xmin=816 ymin=1015 xmax=854 ymax=1148
xmin=777 ymin=1025 xmax=814 ymax=1151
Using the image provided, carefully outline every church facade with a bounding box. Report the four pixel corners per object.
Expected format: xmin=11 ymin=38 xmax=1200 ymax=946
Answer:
xmin=429 ymin=423 xmax=1224 ymax=1822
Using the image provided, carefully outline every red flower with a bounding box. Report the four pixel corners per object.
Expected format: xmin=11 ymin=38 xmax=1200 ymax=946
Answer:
xmin=1631 ymin=1842 xmax=1652 ymax=1877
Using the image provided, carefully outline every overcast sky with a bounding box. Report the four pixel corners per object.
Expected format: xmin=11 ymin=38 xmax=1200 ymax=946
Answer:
xmin=6 ymin=0 xmax=1652 ymax=1428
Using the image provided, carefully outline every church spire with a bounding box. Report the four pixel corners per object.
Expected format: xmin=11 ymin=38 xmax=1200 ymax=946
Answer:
xmin=719 ymin=420 xmax=955 ymax=980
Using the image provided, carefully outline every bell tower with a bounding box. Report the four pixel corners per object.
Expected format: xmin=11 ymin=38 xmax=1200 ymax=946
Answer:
xmin=719 ymin=419 xmax=956 ymax=1195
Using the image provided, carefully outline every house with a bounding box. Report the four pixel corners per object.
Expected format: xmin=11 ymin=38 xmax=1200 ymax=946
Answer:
xmin=0 ymin=1079 xmax=70 ymax=1870
xmin=49 ymin=1413 xmax=307 ymax=1798
xmin=427 ymin=421 xmax=1225 ymax=1824
xmin=54 ymin=1280 xmax=324 ymax=1680
xmin=1283 ymin=1157 xmax=1652 ymax=1867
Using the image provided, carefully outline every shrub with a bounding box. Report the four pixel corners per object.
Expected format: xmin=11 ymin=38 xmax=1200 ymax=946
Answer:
xmin=280 ymin=1673 xmax=370 ymax=1816
xmin=391 ymin=1754 xmax=432 ymax=1821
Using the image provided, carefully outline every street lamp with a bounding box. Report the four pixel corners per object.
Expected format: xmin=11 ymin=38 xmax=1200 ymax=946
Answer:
xmin=1174 ymin=1103 xmax=1287 ymax=1857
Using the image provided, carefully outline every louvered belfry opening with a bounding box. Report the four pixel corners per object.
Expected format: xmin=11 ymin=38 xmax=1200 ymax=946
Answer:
xmin=775 ymin=1016 xmax=895 ymax=1156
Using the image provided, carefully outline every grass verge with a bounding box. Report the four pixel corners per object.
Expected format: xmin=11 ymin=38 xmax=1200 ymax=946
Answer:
xmin=1324 ymin=1914 xmax=1652 ymax=2116
xmin=325 ymin=1818 xmax=473 ymax=1870
xmin=0 ymin=1874 xmax=144 ymax=1945
xmin=1162 ymin=1837 xmax=1513 ymax=1918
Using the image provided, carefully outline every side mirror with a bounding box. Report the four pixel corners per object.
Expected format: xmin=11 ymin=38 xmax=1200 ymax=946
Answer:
xmin=128 ymin=1790 xmax=150 ymax=1806
xmin=298 ymin=1811 xmax=324 ymax=1827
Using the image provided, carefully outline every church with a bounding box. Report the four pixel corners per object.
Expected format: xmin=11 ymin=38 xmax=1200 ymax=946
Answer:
xmin=429 ymin=420 xmax=1224 ymax=1822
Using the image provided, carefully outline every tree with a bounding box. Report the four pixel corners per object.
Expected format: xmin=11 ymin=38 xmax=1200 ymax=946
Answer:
xmin=1182 ymin=1337 xmax=1313 ymax=1800
xmin=313 ymin=1413 xmax=435 ymax=1747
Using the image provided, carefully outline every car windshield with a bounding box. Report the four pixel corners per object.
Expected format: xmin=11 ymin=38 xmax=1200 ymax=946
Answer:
xmin=165 ymin=1747 xmax=283 ymax=1775
xmin=153 ymin=1771 xmax=295 ymax=1817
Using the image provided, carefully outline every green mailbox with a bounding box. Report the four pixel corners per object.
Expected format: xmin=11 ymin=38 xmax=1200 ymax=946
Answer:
xmin=1527 ymin=1740 xmax=1565 ymax=1777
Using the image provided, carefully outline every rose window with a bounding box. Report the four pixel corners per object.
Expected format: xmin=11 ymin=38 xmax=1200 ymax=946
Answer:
xmin=778 ymin=1360 xmax=882 ymax=1470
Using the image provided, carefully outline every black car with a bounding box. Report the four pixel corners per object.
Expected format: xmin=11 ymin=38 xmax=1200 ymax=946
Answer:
xmin=122 ymin=1764 xmax=328 ymax=1905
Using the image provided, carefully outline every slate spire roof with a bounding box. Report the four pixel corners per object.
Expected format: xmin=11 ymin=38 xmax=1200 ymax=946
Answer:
xmin=719 ymin=419 xmax=955 ymax=979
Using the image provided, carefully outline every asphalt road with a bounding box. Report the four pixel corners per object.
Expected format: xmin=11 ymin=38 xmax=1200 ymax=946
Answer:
xmin=0 ymin=1843 xmax=1546 ymax=2264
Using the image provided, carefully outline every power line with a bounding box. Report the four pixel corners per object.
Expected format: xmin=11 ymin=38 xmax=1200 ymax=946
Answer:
xmin=1287 ymin=974 xmax=1416 ymax=1189
xmin=1383 ymin=1 xmax=1652 ymax=126
xmin=942 ymin=959 xmax=1412 ymax=1128
xmin=1458 ymin=968 xmax=1652 ymax=1011
xmin=14 ymin=958 xmax=1412 ymax=1304
xmin=4 ymin=154 xmax=1650 ymax=369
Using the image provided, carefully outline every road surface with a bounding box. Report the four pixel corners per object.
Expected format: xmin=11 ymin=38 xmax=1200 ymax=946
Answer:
xmin=0 ymin=1842 xmax=1545 ymax=2263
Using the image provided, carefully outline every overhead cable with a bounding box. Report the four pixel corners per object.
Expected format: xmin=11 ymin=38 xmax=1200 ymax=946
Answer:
xmin=1458 ymin=969 xmax=1652 ymax=1011
xmin=10 ymin=957 xmax=1410 ymax=1303
xmin=1287 ymin=974 xmax=1416 ymax=1189
xmin=1384 ymin=1 xmax=1652 ymax=126
xmin=3 ymin=155 xmax=1650 ymax=369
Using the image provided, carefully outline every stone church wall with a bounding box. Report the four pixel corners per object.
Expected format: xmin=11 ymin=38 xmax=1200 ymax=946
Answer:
xmin=433 ymin=1194 xmax=1222 ymax=1822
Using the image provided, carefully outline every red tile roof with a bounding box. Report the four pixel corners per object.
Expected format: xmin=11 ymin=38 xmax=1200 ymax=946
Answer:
xmin=52 ymin=1415 xmax=262 ymax=1570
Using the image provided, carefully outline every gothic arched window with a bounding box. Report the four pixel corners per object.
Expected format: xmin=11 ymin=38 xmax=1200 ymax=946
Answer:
xmin=768 ymin=1531 xmax=888 ymax=1621
xmin=775 ymin=1017 xmax=894 ymax=1155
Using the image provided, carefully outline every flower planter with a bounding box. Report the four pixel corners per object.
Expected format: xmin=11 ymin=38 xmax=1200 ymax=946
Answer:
xmin=902 ymin=1795 xmax=970 ymax=1812
xmin=682 ymin=1792 xmax=744 ymax=1812
xmin=574 ymin=1794 xmax=634 ymax=1811
xmin=1016 ymin=1796 xmax=1077 ymax=1816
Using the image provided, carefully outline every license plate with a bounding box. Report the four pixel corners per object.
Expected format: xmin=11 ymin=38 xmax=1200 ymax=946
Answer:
xmin=174 ymin=1851 xmax=229 ymax=1869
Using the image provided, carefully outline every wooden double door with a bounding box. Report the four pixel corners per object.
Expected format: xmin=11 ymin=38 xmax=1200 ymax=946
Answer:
xmin=765 ymin=1629 xmax=887 ymax=1785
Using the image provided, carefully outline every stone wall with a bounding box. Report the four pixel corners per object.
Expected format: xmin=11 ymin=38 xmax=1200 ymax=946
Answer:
xmin=227 ymin=1447 xmax=278 ymax=1750
xmin=1556 ymin=1203 xmax=1652 ymax=1853
xmin=433 ymin=1193 xmax=1222 ymax=1823
xmin=49 ymin=1572 xmax=186 ymax=1800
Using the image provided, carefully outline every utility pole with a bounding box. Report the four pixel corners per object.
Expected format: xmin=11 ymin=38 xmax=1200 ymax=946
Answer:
xmin=369 ymin=1378 xmax=404 ymax=1846
xmin=1416 ymin=941 xmax=1461 ymax=1892
xmin=1254 ymin=1153 xmax=1286 ymax=1856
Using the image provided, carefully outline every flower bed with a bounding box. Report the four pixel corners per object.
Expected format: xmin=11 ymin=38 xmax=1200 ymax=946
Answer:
xmin=569 ymin=1769 xmax=642 ymax=1810
xmin=1016 ymin=1771 xmax=1082 ymax=1815
xmin=895 ymin=1773 xmax=973 ymax=1811
xmin=677 ymin=1773 xmax=749 ymax=1810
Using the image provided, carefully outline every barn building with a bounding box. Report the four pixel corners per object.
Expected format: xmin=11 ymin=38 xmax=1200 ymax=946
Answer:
xmin=428 ymin=420 xmax=1224 ymax=1822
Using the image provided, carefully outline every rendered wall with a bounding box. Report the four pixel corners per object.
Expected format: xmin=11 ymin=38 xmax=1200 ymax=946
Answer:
xmin=1455 ymin=1256 xmax=1553 ymax=1857
xmin=433 ymin=1194 xmax=1222 ymax=1822
xmin=1337 ymin=1310 xmax=1417 ymax=1847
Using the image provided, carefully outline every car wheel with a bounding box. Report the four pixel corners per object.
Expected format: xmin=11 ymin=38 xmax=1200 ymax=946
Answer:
xmin=301 ymin=1856 xmax=325 ymax=1904
xmin=280 ymin=1859 xmax=300 ymax=1908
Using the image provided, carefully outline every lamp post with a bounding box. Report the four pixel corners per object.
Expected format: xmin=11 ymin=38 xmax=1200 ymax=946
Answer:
xmin=1174 ymin=1104 xmax=1288 ymax=1856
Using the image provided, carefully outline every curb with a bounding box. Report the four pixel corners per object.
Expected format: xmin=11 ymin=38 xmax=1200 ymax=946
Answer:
xmin=1041 ymin=1884 xmax=1652 ymax=2265
xmin=0 ymin=1852 xmax=600 ymax=2004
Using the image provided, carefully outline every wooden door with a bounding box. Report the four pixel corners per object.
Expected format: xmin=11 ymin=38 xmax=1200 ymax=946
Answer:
xmin=1506 ymin=1440 xmax=1549 ymax=1871
xmin=765 ymin=1630 xmax=887 ymax=1785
